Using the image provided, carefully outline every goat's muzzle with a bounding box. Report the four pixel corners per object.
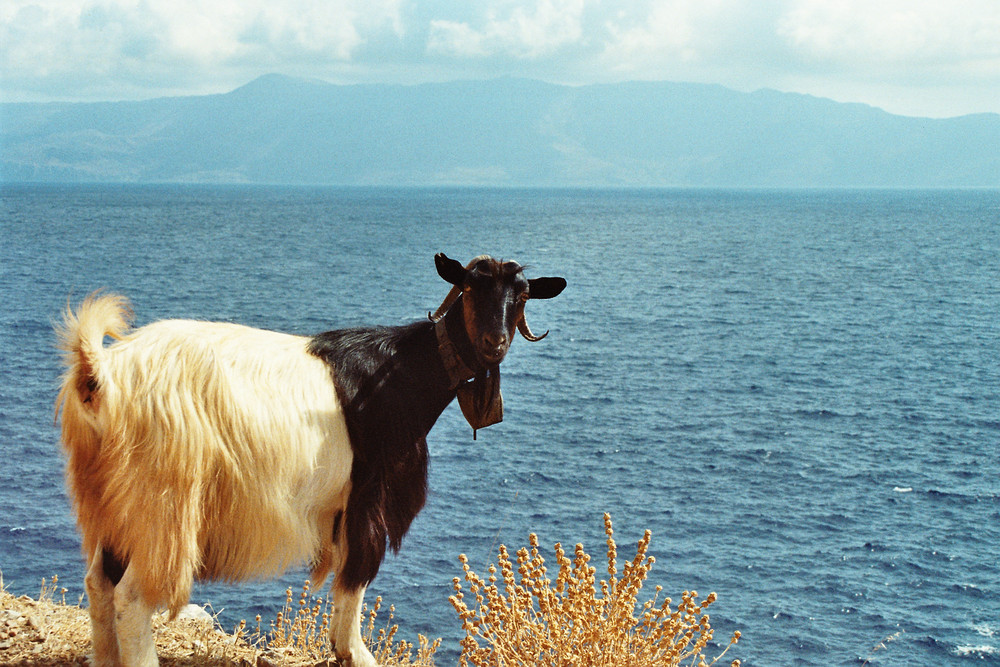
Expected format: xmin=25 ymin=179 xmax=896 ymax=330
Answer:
xmin=477 ymin=332 xmax=510 ymax=365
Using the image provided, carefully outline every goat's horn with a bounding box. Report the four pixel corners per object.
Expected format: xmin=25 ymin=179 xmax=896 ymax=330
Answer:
xmin=518 ymin=316 xmax=549 ymax=342
xmin=429 ymin=255 xmax=494 ymax=322
xmin=429 ymin=284 xmax=462 ymax=322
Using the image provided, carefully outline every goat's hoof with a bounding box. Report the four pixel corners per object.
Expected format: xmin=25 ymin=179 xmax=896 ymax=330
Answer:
xmin=333 ymin=649 xmax=379 ymax=667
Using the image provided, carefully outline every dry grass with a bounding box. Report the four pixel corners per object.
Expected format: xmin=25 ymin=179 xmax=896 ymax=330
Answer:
xmin=0 ymin=574 xmax=250 ymax=666
xmin=2 ymin=516 xmax=741 ymax=666
xmin=449 ymin=514 xmax=741 ymax=667
xmin=0 ymin=572 xmax=436 ymax=666
xmin=257 ymin=581 xmax=439 ymax=666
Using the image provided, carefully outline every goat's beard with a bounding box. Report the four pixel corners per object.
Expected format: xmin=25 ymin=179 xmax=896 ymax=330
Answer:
xmin=457 ymin=366 xmax=503 ymax=440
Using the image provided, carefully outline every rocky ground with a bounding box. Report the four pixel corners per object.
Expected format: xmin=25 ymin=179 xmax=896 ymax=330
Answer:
xmin=0 ymin=585 xmax=277 ymax=666
xmin=0 ymin=582 xmax=431 ymax=667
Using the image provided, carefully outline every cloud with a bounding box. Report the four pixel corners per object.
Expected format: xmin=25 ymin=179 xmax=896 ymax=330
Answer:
xmin=771 ymin=0 xmax=1000 ymax=115
xmin=1 ymin=0 xmax=998 ymax=115
xmin=601 ymin=1 xmax=715 ymax=65
xmin=597 ymin=0 xmax=1000 ymax=79
xmin=427 ymin=0 xmax=586 ymax=59
xmin=777 ymin=0 xmax=1000 ymax=68
xmin=236 ymin=0 xmax=407 ymax=62
xmin=0 ymin=0 xmax=404 ymax=99
xmin=590 ymin=0 xmax=1000 ymax=115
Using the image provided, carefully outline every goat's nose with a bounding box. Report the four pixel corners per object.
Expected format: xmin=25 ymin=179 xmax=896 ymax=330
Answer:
xmin=483 ymin=332 xmax=508 ymax=348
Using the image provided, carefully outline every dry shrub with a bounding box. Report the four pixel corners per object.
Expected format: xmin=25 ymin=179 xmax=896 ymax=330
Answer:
xmin=260 ymin=581 xmax=330 ymax=658
xmin=449 ymin=514 xmax=741 ymax=667
xmin=254 ymin=580 xmax=439 ymax=666
xmin=0 ymin=571 xmax=436 ymax=666
xmin=361 ymin=595 xmax=441 ymax=666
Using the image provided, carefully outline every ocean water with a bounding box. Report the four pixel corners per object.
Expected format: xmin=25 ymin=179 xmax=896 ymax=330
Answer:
xmin=1 ymin=185 xmax=998 ymax=666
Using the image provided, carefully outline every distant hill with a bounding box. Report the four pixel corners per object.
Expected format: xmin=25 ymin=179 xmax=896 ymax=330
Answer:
xmin=3 ymin=74 xmax=999 ymax=187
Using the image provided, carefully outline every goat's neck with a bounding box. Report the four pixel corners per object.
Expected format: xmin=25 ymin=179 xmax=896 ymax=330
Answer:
xmin=438 ymin=305 xmax=503 ymax=436
xmin=437 ymin=305 xmax=484 ymax=388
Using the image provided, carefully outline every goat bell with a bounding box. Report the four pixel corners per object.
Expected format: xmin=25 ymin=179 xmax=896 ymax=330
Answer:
xmin=456 ymin=367 xmax=503 ymax=440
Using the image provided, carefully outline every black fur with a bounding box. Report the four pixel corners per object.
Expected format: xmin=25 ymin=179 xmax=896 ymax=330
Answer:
xmin=308 ymin=254 xmax=565 ymax=591
xmin=102 ymin=547 xmax=126 ymax=587
xmin=308 ymin=318 xmax=477 ymax=589
xmin=331 ymin=510 xmax=343 ymax=544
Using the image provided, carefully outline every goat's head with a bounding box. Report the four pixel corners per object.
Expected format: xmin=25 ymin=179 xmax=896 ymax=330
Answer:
xmin=430 ymin=253 xmax=566 ymax=368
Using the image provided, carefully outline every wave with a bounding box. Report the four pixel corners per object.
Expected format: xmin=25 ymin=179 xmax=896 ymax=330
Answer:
xmin=973 ymin=623 xmax=997 ymax=638
xmin=949 ymin=582 xmax=987 ymax=598
xmin=925 ymin=488 xmax=995 ymax=506
xmin=954 ymin=644 xmax=998 ymax=658
xmin=792 ymin=408 xmax=846 ymax=420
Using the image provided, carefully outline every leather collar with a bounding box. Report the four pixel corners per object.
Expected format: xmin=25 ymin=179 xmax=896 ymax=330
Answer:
xmin=435 ymin=318 xmax=504 ymax=438
xmin=435 ymin=317 xmax=477 ymax=388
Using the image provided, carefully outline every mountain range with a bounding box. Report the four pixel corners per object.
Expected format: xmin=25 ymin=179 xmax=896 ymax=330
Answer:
xmin=3 ymin=74 xmax=998 ymax=187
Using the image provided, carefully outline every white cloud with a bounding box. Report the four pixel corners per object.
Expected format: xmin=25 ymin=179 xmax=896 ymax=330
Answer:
xmin=1 ymin=0 xmax=998 ymax=115
xmin=591 ymin=0 xmax=1000 ymax=115
xmin=0 ymin=0 xmax=404 ymax=99
xmin=600 ymin=0 xmax=735 ymax=69
xmin=427 ymin=20 xmax=488 ymax=58
xmin=597 ymin=0 xmax=1000 ymax=79
xmin=777 ymin=0 xmax=1000 ymax=67
xmin=772 ymin=0 xmax=1000 ymax=115
xmin=236 ymin=0 xmax=406 ymax=62
xmin=427 ymin=0 xmax=586 ymax=59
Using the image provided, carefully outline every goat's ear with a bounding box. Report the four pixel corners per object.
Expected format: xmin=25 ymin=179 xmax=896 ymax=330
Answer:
xmin=435 ymin=253 xmax=468 ymax=286
xmin=528 ymin=277 xmax=567 ymax=299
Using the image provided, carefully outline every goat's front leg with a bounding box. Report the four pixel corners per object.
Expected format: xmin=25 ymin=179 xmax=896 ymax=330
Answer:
xmin=84 ymin=546 xmax=121 ymax=667
xmin=112 ymin=564 xmax=158 ymax=667
xmin=329 ymin=584 xmax=378 ymax=667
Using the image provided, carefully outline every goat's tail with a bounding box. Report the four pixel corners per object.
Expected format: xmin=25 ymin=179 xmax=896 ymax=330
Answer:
xmin=55 ymin=291 xmax=133 ymax=423
xmin=55 ymin=292 xmax=134 ymax=565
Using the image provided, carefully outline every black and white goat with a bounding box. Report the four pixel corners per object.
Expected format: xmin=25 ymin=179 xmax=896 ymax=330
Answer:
xmin=55 ymin=253 xmax=566 ymax=667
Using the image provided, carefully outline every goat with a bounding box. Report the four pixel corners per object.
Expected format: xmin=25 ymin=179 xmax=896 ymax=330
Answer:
xmin=54 ymin=253 xmax=565 ymax=667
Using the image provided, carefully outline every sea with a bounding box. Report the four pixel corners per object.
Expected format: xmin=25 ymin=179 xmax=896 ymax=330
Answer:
xmin=1 ymin=185 xmax=998 ymax=666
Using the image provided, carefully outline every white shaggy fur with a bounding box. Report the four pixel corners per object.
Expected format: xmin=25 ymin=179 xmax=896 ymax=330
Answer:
xmin=56 ymin=294 xmax=373 ymax=667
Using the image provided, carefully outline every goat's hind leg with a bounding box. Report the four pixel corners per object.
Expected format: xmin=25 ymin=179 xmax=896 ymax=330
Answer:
xmin=112 ymin=560 xmax=158 ymax=667
xmin=84 ymin=546 xmax=122 ymax=667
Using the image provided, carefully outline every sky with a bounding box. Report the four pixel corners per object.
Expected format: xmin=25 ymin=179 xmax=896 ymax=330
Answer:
xmin=2 ymin=0 xmax=999 ymax=118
